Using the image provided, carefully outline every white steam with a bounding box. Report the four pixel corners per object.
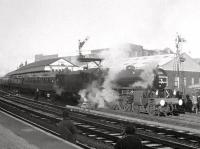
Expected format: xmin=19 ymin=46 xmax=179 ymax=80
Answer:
xmin=79 ymin=44 xmax=159 ymax=109
xmin=79 ymin=44 xmax=133 ymax=108
xmin=131 ymin=63 xmax=158 ymax=88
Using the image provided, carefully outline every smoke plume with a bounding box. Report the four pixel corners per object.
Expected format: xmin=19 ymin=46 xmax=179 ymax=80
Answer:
xmin=131 ymin=63 xmax=157 ymax=88
xmin=79 ymin=43 xmax=132 ymax=108
xmin=79 ymin=44 xmax=159 ymax=108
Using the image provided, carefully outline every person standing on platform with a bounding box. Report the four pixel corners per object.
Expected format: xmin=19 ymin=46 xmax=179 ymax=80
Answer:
xmin=114 ymin=124 xmax=143 ymax=149
xmin=197 ymin=96 xmax=200 ymax=112
xmin=192 ymin=95 xmax=198 ymax=114
xmin=186 ymin=94 xmax=192 ymax=112
xmin=57 ymin=110 xmax=78 ymax=143
xmin=46 ymin=93 xmax=51 ymax=101
xmin=34 ymin=88 xmax=39 ymax=101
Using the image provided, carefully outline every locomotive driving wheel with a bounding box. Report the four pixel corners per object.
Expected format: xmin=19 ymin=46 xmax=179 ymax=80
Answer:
xmin=147 ymin=105 xmax=156 ymax=115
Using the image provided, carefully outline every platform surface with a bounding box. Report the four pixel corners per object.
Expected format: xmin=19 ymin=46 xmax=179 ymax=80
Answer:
xmin=0 ymin=110 xmax=82 ymax=149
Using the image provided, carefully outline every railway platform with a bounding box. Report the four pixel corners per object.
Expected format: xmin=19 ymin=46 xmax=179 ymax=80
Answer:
xmin=0 ymin=110 xmax=82 ymax=149
xmin=67 ymin=105 xmax=200 ymax=135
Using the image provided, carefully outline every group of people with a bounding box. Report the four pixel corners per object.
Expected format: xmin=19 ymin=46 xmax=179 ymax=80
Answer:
xmin=184 ymin=94 xmax=200 ymax=114
xmin=174 ymin=91 xmax=200 ymax=114
xmin=34 ymin=88 xmax=51 ymax=102
xmin=57 ymin=109 xmax=143 ymax=149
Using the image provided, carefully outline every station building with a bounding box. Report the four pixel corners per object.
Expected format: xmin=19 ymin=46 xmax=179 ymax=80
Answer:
xmin=122 ymin=53 xmax=200 ymax=95
xmin=7 ymin=57 xmax=79 ymax=78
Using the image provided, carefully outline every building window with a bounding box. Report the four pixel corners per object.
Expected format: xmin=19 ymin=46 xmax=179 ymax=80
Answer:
xmin=175 ymin=77 xmax=179 ymax=88
xmin=184 ymin=77 xmax=187 ymax=86
xmin=191 ymin=78 xmax=194 ymax=85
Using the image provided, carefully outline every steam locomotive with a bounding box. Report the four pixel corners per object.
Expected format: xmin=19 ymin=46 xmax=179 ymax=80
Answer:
xmin=0 ymin=66 xmax=183 ymax=115
xmin=109 ymin=67 xmax=183 ymax=115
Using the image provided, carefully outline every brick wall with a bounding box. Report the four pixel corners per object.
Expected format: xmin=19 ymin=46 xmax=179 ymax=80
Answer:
xmin=166 ymin=70 xmax=200 ymax=95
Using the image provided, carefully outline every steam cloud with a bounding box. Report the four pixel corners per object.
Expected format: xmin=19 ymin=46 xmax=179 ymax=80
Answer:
xmin=79 ymin=43 xmax=158 ymax=109
xmin=79 ymin=44 xmax=134 ymax=108
xmin=131 ymin=63 xmax=157 ymax=88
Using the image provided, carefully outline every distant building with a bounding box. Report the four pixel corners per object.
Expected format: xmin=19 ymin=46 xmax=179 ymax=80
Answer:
xmin=89 ymin=43 xmax=174 ymax=58
xmin=35 ymin=54 xmax=58 ymax=62
xmin=143 ymin=48 xmax=174 ymax=56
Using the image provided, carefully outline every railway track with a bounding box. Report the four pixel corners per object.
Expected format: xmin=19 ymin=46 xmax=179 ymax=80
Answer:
xmin=0 ymin=90 xmax=92 ymax=149
xmin=0 ymin=90 xmax=200 ymax=149
xmin=68 ymin=107 xmax=200 ymax=149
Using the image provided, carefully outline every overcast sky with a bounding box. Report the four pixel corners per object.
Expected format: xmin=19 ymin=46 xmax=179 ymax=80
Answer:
xmin=0 ymin=0 xmax=200 ymax=76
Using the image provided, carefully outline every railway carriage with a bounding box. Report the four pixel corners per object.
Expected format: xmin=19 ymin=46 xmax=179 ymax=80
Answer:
xmin=0 ymin=75 xmax=55 ymax=96
xmin=22 ymin=76 xmax=55 ymax=92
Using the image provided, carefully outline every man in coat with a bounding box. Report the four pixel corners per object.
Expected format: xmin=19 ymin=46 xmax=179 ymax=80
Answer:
xmin=114 ymin=124 xmax=143 ymax=149
xmin=57 ymin=110 xmax=78 ymax=143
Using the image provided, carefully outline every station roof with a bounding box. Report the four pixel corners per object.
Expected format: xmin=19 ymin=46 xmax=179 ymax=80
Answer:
xmin=123 ymin=53 xmax=200 ymax=72
xmin=123 ymin=54 xmax=175 ymax=69
xmin=7 ymin=57 xmax=77 ymax=76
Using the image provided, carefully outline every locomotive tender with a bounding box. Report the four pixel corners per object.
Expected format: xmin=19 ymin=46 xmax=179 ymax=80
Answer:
xmin=0 ymin=66 xmax=183 ymax=115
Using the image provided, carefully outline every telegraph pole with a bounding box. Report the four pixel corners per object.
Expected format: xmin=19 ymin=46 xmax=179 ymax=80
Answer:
xmin=77 ymin=36 xmax=102 ymax=68
xmin=78 ymin=36 xmax=89 ymax=57
xmin=174 ymin=33 xmax=186 ymax=94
